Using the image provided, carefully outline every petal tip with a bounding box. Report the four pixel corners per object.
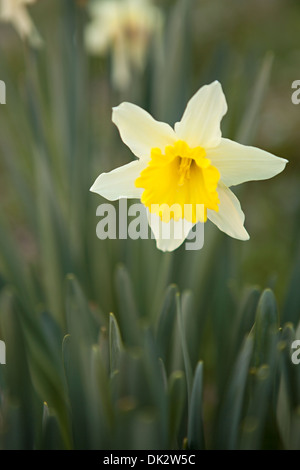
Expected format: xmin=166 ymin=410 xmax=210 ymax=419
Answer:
xmin=272 ymin=155 xmax=289 ymax=177
xmin=112 ymin=103 xmax=126 ymax=120
xmin=209 ymin=79 xmax=224 ymax=93
xmin=237 ymin=225 xmax=250 ymax=241
xmin=238 ymin=225 xmax=250 ymax=240
xmin=112 ymin=102 xmax=129 ymax=113
xmin=89 ymin=182 xmax=97 ymax=193
xmin=111 ymin=105 xmax=120 ymax=118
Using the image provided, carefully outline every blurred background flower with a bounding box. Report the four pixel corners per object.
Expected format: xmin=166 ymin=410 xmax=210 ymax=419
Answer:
xmin=85 ymin=0 xmax=163 ymax=91
xmin=0 ymin=0 xmax=42 ymax=46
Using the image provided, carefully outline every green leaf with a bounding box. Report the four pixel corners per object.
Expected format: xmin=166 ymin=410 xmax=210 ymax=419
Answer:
xmin=109 ymin=312 xmax=124 ymax=376
xmin=155 ymin=284 xmax=178 ymax=364
xmin=65 ymin=274 xmax=100 ymax=346
xmin=215 ymin=335 xmax=254 ymax=449
xmin=153 ymin=0 xmax=195 ymax=122
xmin=168 ymin=371 xmax=186 ymax=448
xmin=114 ymin=265 xmax=140 ymax=347
xmin=0 ymin=288 xmax=35 ymax=449
xmin=41 ymin=402 xmax=65 ymax=450
xmin=253 ymin=289 xmax=279 ymax=367
xmin=187 ymin=362 xmax=205 ymax=450
xmin=282 ymin=246 xmax=300 ymax=325
xmin=239 ymin=363 xmax=274 ymax=450
xmin=176 ymin=293 xmax=193 ymax=403
xmin=236 ymin=51 xmax=274 ymax=145
xmin=276 ymin=323 xmax=299 ymax=449
xmin=85 ymin=344 xmax=114 ymax=449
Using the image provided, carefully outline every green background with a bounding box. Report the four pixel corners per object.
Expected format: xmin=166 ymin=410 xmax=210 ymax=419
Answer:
xmin=0 ymin=0 xmax=299 ymax=449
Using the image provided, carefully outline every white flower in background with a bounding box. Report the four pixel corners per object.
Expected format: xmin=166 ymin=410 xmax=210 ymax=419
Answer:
xmin=90 ymin=81 xmax=288 ymax=252
xmin=85 ymin=0 xmax=163 ymax=91
xmin=0 ymin=0 xmax=42 ymax=47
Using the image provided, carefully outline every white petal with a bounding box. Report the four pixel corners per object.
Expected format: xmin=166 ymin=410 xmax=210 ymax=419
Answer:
xmin=207 ymin=182 xmax=249 ymax=241
xmin=147 ymin=211 xmax=194 ymax=252
xmin=90 ymin=159 xmax=146 ymax=200
xmin=85 ymin=1 xmax=119 ymax=55
xmin=175 ymin=81 xmax=227 ymax=148
xmin=112 ymin=103 xmax=177 ymax=160
xmin=207 ymin=138 xmax=288 ymax=187
xmin=84 ymin=21 xmax=111 ymax=55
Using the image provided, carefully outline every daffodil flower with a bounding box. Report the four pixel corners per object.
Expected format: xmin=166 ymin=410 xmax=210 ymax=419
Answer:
xmin=90 ymin=81 xmax=288 ymax=252
xmin=85 ymin=0 xmax=163 ymax=91
xmin=0 ymin=0 xmax=42 ymax=47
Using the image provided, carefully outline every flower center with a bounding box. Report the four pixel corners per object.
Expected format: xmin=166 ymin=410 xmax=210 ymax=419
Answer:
xmin=135 ymin=140 xmax=220 ymax=223
xmin=178 ymin=157 xmax=193 ymax=186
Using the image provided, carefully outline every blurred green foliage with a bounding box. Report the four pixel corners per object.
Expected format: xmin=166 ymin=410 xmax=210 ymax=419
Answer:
xmin=0 ymin=0 xmax=299 ymax=450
